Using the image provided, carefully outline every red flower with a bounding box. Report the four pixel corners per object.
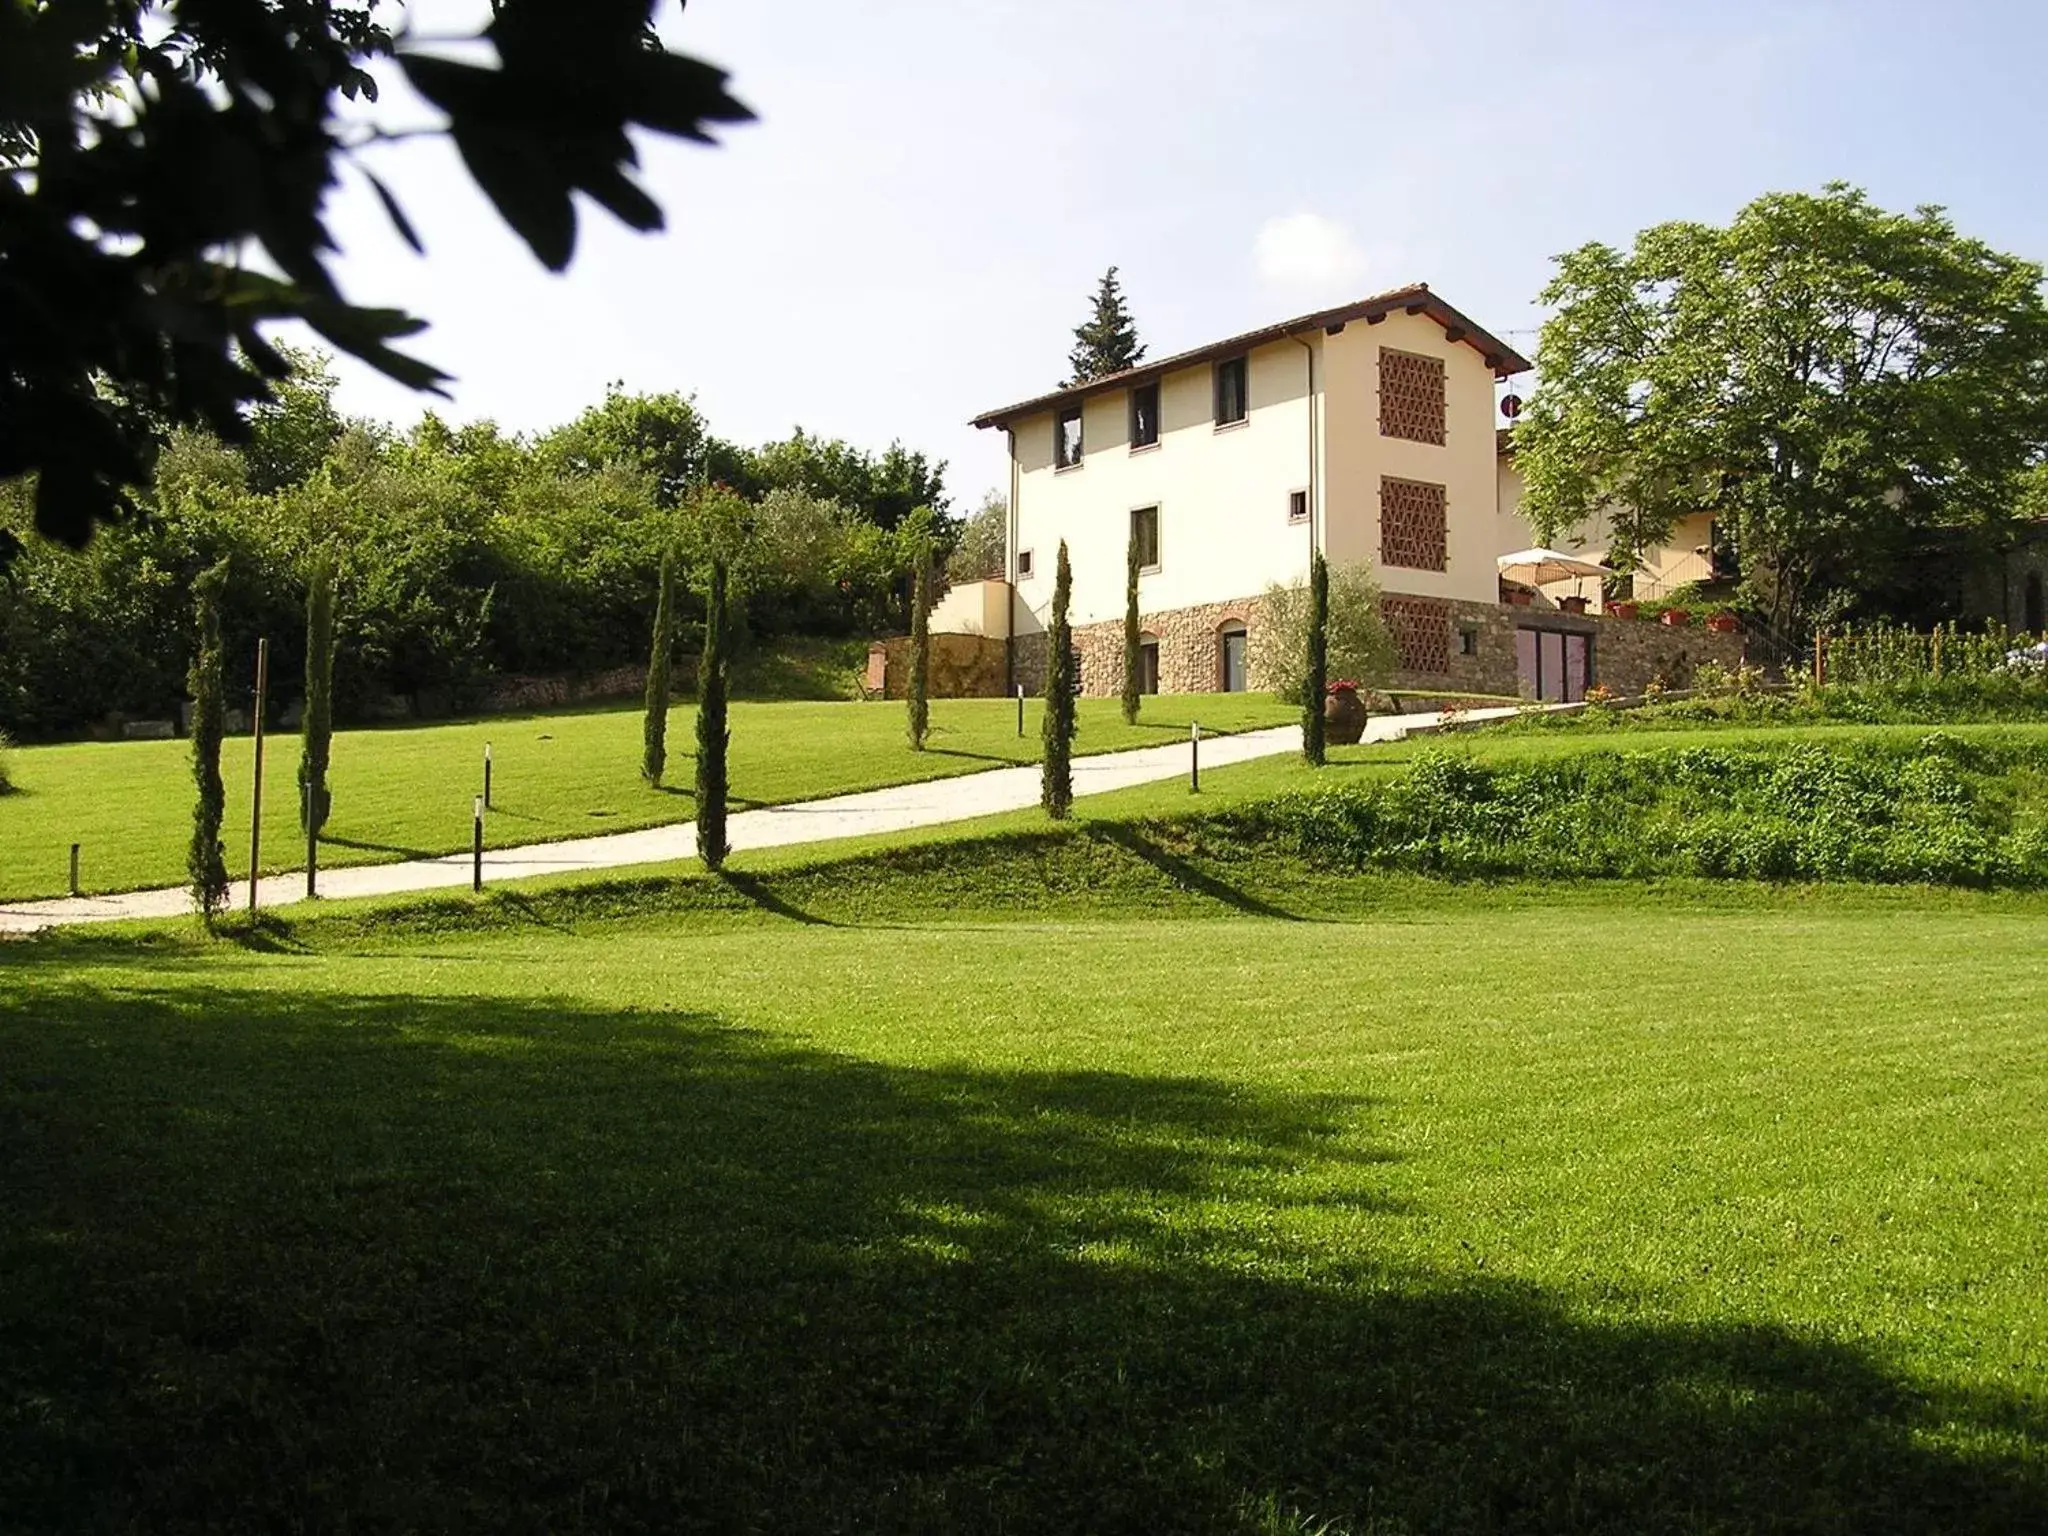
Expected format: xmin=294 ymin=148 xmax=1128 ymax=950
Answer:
xmin=1326 ymin=679 xmax=1360 ymax=694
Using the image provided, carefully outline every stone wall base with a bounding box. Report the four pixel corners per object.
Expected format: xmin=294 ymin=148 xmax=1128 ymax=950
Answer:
xmin=876 ymin=633 xmax=1009 ymax=699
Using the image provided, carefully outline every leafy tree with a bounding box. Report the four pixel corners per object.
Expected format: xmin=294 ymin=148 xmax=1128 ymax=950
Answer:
xmin=1302 ymin=552 xmax=1329 ymax=766
xmin=1041 ymin=542 xmax=1076 ymax=818
xmin=245 ymin=348 xmax=345 ymax=497
xmin=1067 ymin=266 xmax=1147 ymax=385
xmin=186 ymin=557 xmax=231 ymax=926
xmin=1121 ymin=531 xmax=1143 ymax=726
xmin=1516 ymin=184 xmax=2048 ymax=635
xmin=641 ymin=547 xmax=680 ymax=784
xmin=695 ymin=555 xmax=731 ymax=870
xmin=712 ymin=429 xmax=953 ymax=535
xmin=2 ymin=0 xmax=752 ymax=556
xmin=298 ymin=555 xmax=336 ymax=833
xmin=1258 ymin=560 xmax=1393 ymax=705
xmin=541 ymin=387 xmax=708 ymax=508
xmin=947 ymin=490 xmax=1007 ymax=584
xmin=905 ymin=517 xmax=933 ymax=750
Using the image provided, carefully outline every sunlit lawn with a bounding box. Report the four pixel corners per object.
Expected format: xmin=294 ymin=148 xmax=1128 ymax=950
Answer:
xmin=2 ymin=867 xmax=2044 ymax=1530
xmin=0 ymin=692 xmax=1290 ymax=901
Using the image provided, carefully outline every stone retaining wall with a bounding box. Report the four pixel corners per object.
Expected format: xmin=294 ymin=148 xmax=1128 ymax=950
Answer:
xmin=876 ymin=633 xmax=1009 ymax=699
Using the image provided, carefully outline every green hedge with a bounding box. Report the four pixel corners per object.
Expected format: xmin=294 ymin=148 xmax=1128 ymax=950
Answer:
xmin=1235 ymin=737 xmax=2048 ymax=886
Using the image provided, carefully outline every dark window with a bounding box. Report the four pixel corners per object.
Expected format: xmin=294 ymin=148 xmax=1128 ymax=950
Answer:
xmin=1288 ymin=489 xmax=1309 ymax=523
xmin=1017 ymin=548 xmax=1034 ymax=579
xmin=1214 ymin=356 xmax=1248 ymax=426
xmin=1055 ymin=405 xmax=1083 ymax=469
xmin=1138 ymin=637 xmax=1160 ymax=694
xmin=1459 ymin=626 xmax=1479 ymax=657
xmin=1131 ymin=506 xmax=1160 ymax=571
xmin=1129 ymin=382 xmax=1160 ymax=449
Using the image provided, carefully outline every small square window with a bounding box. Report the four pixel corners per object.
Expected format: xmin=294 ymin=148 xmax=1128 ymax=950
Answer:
xmin=1459 ymin=626 xmax=1479 ymax=657
xmin=1214 ymin=356 xmax=1248 ymax=426
xmin=1055 ymin=405 xmax=1084 ymax=469
xmin=1288 ymin=489 xmax=1309 ymax=523
xmin=1017 ymin=548 xmax=1035 ymax=579
xmin=1129 ymin=381 xmax=1160 ymax=449
xmin=1130 ymin=506 xmax=1160 ymax=571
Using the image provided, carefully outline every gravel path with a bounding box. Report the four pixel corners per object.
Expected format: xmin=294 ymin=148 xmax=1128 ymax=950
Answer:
xmin=2 ymin=707 xmax=1508 ymax=933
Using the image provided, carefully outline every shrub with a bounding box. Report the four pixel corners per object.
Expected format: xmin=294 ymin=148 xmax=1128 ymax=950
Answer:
xmin=642 ymin=548 xmax=680 ymax=784
xmin=1259 ymin=559 xmax=1393 ymax=703
xmin=907 ymin=535 xmax=932 ymax=750
xmin=299 ymin=555 xmax=336 ymax=832
xmin=1234 ymin=737 xmax=2048 ymax=887
xmin=695 ymin=557 xmax=731 ymax=870
xmin=1041 ymin=542 xmax=1075 ymax=818
xmin=0 ymin=727 xmax=13 ymax=794
xmin=187 ymin=558 xmax=232 ymax=925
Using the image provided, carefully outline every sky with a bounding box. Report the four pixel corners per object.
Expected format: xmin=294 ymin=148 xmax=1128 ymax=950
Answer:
xmin=313 ymin=0 xmax=2048 ymax=509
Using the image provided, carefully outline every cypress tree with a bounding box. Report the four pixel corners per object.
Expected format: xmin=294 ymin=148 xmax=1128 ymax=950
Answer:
xmin=187 ymin=558 xmax=231 ymax=926
xmin=907 ymin=538 xmax=932 ymax=750
xmin=1066 ymin=266 xmax=1147 ymax=385
xmin=1304 ymin=550 xmax=1329 ymax=766
xmin=298 ymin=555 xmax=335 ymax=833
xmin=1041 ymin=541 xmax=1076 ymax=818
xmin=1121 ymin=530 xmax=1142 ymax=725
xmin=642 ymin=547 xmax=679 ymax=784
xmin=695 ymin=556 xmax=731 ymax=870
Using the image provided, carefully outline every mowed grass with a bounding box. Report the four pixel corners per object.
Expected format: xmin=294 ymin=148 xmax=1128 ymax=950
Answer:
xmin=3 ymin=873 xmax=2044 ymax=1530
xmin=0 ymin=692 xmax=1289 ymax=902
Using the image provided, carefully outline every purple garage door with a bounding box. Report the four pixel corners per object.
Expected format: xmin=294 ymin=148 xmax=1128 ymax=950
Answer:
xmin=1517 ymin=628 xmax=1591 ymax=703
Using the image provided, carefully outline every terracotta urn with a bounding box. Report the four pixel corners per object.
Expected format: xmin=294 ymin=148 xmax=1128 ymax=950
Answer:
xmin=1609 ymin=600 xmax=1640 ymax=620
xmin=1324 ymin=685 xmax=1368 ymax=746
xmin=1659 ymin=608 xmax=1692 ymax=628
xmin=1503 ymin=587 xmax=1535 ymax=607
xmin=1558 ymin=595 xmax=1590 ymax=615
xmin=1706 ymin=611 xmax=1741 ymax=634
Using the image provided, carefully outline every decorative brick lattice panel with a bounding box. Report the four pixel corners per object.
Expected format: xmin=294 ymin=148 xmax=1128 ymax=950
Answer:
xmin=1379 ymin=349 xmax=1446 ymax=444
xmin=1380 ymin=477 xmax=1448 ymax=571
xmin=1382 ymin=595 xmax=1453 ymax=676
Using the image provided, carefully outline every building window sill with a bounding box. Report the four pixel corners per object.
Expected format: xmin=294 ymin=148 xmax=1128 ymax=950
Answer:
xmin=1129 ymin=441 xmax=1161 ymax=455
xmin=1054 ymin=461 xmax=1084 ymax=475
xmin=1139 ymin=563 xmax=1161 ymax=577
xmin=1213 ymin=418 xmax=1249 ymax=434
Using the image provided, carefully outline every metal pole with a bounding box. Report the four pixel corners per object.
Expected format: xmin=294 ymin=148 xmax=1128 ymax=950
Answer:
xmin=1015 ymin=684 xmax=1024 ymax=737
xmin=248 ymin=637 xmax=268 ymax=915
xmin=483 ymin=741 xmax=493 ymax=810
xmin=1190 ymin=720 xmax=1201 ymax=793
xmin=69 ymin=843 xmax=80 ymax=897
xmin=472 ymin=795 xmax=484 ymax=893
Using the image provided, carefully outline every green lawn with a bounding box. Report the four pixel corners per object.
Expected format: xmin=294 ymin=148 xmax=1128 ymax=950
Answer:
xmin=3 ymin=865 xmax=2044 ymax=1530
xmin=0 ymin=692 xmax=1290 ymax=902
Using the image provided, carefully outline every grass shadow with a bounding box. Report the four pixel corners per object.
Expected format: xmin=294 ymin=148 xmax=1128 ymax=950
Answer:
xmin=1092 ymin=823 xmax=1307 ymax=921
xmin=716 ymin=870 xmax=839 ymax=926
xmin=318 ymin=833 xmax=442 ymax=861
xmin=0 ymin=976 xmax=2039 ymax=1530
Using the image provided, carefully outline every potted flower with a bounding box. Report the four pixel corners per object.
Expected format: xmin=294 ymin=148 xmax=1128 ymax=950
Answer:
xmin=1324 ymin=679 xmax=1368 ymax=745
xmin=1501 ymin=582 xmax=1535 ymax=608
xmin=1659 ymin=607 xmax=1691 ymax=628
xmin=1705 ymin=610 xmax=1741 ymax=634
xmin=1608 ymin=600 xmax=1640 ymax=621
xmin=1558 ymin=594 xmax=1590 ymax=615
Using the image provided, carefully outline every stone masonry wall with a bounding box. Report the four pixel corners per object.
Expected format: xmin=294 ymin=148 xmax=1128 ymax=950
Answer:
xmin=877 ymin=633 xmax=1008 ymax=699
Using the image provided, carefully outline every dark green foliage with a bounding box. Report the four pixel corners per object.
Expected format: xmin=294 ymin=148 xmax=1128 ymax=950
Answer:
xmin=1303 ymin=552 xmax=1329 ymax=766
xmin=696 ymin=558 xmax=731 ymax=870
xmin=1067 ymin=266 xmax=1147 ymax=385
xmin=1041 ymin=542 xmax=1076 ymax=818
xmin=185 ymin=559 xmax=230 ymax=925
xmin=907 ymin=546 xmax=932 ymax=751
xmin=642 ymin=549 xmax=680 ymax=784
xmin=1121 ymin=533 xmax=1142 ymax=726
xmin=1 ymin=0 xmax=751 ymax=554
xmin=1243 ymin=736 xmax=2048 ymax=886
xmin=298 ymin=557 xmax=336 ymax=834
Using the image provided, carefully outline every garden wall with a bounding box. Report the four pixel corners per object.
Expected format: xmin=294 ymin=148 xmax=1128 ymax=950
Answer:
xmin=875 ymin=634 xmax=1008 ymax=699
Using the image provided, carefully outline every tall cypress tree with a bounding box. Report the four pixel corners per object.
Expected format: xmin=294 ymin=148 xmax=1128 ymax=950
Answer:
xmin=1121 ymin=530 xmax=1143 ymax=725
xmin=187 ymin=557 xmax=231 ymax=926
xmin=907 ymin=538 xmax=932 ymax=750
xmin=695 ymin=556 xmax=731 ymax=870
xmin=298 ymin=555 xmax=335 ymax=833
xmin=1041 ymin=541 xmax=1077 ymax=818
xmin=1303 ymin=550 xmax=1330 ymax=766
xmin=642 ymin=547 xmax=680 ymax=784
xmin=1066 ymin=266 xmax=1147 ymax=385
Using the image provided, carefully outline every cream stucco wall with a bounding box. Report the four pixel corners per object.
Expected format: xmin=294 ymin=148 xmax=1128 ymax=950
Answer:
xmin=1320 ymin=309 xmax=1502 ymax=605
xmin=1007 ymin=337 xmax=1323 ymax=630
xmin=1495 ymin=455 xmax=1716 ymax=605
xmin=927 ymin=577 xmax=1009 ymax=636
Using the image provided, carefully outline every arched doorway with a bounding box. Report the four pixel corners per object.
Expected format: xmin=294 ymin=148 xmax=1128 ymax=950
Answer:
xmin=1217 ymin=620 xmax=1248 ymax=693
xmin=1137 ymin=632 xmax=1160 ymax=694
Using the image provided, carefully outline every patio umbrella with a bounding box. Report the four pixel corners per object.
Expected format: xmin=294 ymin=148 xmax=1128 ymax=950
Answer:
xmin=1496 ymin=548 xmax=1614 ymax=586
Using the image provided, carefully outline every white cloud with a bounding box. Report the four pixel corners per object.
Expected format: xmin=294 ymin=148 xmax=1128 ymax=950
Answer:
xmin=1254 ymin=212 xmax=1387 ymax=290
